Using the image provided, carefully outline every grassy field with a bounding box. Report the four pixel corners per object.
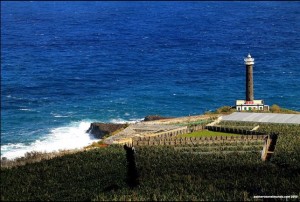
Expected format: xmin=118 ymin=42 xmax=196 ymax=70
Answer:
xmin=1 ymin=123 xmax=299 ymax=201
xmin=177 ymin=130 xmax=240 ymax=137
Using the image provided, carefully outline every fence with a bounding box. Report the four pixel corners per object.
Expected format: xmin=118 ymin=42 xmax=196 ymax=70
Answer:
xmin=132 ymin=135 xmax=265 ymax=146
xmin=120 ymin=124 xmax=206 ymax=146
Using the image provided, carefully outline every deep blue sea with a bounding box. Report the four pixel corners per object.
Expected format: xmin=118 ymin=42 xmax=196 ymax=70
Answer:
xmin=1 ymin=2 xmax=299 ymax=159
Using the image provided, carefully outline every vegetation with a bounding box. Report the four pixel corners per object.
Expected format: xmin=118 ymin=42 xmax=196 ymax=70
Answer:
xmin=269 ymin=104 xmax=300 ymax=114
xmin=172 ymin=141 xmax=263 ymax=153
xmin=1 ymin=149 xmax=83 ymax=168
xmin=1 ymin=123 xmax=299 ymax=201
xmin=219 ymin=121 xmax=300 ymax=134
xmin=1 ymin=146 xmax=127 ymax=201
xmin=177 ymin=130 xmax=240 ymax=137
xmin=205 ymin=105 xmax=299 ymax=115
xmin=217 ymin=121 xmax=300 ymax=166
xmin=205 ymin=106 xmax=236 ymax=115
xmin=84 ymin=140 xmax=108 ymax=150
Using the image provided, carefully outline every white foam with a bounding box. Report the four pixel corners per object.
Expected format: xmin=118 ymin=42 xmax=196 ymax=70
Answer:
xmin=51 ymin=112 xmax=71 ymax=118
xmin=109 ymin=118 xmax=143 ymax=124
xmin=6 ymin=95 xmax=23 ymax=100
xmin=1 ymin=121 xmax=98 ymax=160
xmin=19 ymin=108 xmax=33 ymax=111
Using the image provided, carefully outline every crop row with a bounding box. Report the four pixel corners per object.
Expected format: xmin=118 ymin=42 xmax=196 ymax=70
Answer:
xmin=219 ymin=121 xmax=300 ymax=134
xmin=173 ymin=145 xmax=263 ymax=152
xmin=206 ymin=125 xmax=263 ymax=135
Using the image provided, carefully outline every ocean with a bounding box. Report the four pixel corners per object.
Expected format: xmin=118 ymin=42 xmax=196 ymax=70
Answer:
xmin=1 ymin=1 xmax=299 ymax=159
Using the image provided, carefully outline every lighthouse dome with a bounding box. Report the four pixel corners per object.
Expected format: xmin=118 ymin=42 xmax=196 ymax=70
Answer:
xmin=244 ymin=53 xmax=254 ymax=65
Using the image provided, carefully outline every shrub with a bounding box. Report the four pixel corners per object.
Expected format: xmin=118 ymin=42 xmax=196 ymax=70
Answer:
xmin=270 ymin=104 xmax=281 ymax=113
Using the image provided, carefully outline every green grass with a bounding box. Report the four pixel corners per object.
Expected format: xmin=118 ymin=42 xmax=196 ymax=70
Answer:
xmin=177 ymin=130 xmax=240 ymax=137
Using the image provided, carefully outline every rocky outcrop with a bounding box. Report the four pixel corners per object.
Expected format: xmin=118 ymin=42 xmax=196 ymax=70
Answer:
xmin=143 ymin=115 xmax=172 ymax=122
xmin=87 ymin=123 xmax=128 ymax=139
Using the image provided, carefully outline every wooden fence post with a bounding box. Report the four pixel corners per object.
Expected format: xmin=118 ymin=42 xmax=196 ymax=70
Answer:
xmin=261 ymin=133 xmax=278 ymax=161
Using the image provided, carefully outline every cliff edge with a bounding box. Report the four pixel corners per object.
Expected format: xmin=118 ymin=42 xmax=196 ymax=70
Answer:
xmin=87 ymin=123 xmax=128 ymax=139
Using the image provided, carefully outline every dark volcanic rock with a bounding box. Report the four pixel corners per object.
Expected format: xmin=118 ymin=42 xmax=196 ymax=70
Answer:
xmin=87 ymin=123 xmax=128 ymax=139
xmin=143 ymin=115 xmax=172 ymax=122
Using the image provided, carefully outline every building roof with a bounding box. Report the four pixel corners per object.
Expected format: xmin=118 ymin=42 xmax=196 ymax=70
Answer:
xmin=236 ymin=100 xmax=264 ymax=105
xmin=222 ymin=112 xmax=300 ymax=124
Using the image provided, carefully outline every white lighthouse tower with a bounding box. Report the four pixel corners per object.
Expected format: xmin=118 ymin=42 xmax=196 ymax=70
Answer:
xmin=235 ymin=54 xmax=269 ymax=111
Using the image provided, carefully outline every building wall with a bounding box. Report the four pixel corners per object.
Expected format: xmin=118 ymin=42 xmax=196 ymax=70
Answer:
xmin=236 ymin=105 xmax=264 ymax=111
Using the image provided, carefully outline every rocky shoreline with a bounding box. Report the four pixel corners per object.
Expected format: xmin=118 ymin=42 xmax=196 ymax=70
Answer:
xmin=86 ymin=123 xmax=129 ymax=139
xmin=1 ymin=114 xmax=217 ymax=168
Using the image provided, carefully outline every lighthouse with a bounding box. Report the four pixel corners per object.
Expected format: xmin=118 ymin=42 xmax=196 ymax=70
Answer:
xmin=244 ymin=53 xmax=254 ymax=101
xmin=235 ymin=54 xmax=269 ymax=111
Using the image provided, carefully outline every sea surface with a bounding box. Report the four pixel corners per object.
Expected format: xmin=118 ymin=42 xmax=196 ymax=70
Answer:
xmin=1 ymin=2 xmax=299 ymax=159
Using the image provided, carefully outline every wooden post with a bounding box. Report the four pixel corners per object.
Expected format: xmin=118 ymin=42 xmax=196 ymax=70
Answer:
xmin=261 ymin=133 xmax=278 ymax=161
xmin=124 ymin=145 xmax=139 ymax=188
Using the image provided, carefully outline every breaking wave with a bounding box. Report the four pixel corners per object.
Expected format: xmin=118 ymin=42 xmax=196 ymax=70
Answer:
xmin=1 ymin=121 xmax=98 ymax=160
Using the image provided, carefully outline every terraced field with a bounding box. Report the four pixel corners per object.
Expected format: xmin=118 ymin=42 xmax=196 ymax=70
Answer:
xmin=1 ymin=121 xmax=299 ymax=201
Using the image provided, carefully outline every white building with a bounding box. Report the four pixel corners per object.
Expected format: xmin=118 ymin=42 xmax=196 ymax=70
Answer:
xmin=236 ymin=100 xmax=269 ymax=111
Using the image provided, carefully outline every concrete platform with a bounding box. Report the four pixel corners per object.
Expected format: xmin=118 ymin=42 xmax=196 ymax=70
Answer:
xmin=222 ymin=112 xmax=300 ymax=124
